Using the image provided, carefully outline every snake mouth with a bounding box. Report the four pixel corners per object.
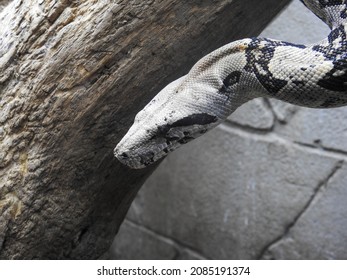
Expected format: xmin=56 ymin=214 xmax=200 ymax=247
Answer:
xmin=114 ymin=140 xmax=171 ymax=169
xmin=115 ymin=113 xmax=220 ymax=169
xmin=114 ymin=128 xmax=207 ymax=169
xmin=114 ymin=127 xmax=199 ymax=169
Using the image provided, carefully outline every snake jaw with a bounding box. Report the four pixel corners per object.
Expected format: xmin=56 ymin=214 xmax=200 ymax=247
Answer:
xmin=114 ymin=123 xmax=218 ymax=169
xmin=114 ymin=112 xmax=220 ymax=169
xmin=114 ymin=132 xmax=170 ymax=169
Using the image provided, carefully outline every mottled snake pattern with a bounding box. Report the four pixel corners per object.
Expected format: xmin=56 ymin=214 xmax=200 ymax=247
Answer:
xmin=115 ymin=0 xmax=347 ymax=169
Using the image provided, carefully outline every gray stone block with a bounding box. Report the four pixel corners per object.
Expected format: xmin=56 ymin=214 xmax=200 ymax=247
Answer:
xmin=110 ymin=220 xmax=204 ymax=260
xmin=261 ymin=0 xmax=329 ymax=44
xmin=268 ymin=99 xmax=299 ymax=123
xmin=275 ymin=107 xmax=347 ymax=153
xmin=110 ymin=220 xmax=178 ymax=260
xmin=262 ymin=163 xmax=347 ymax=259
xmin=227 ymin=98 xmax=274 ymax=130
xmin=123 ymin=126 xmax=340 ymax=259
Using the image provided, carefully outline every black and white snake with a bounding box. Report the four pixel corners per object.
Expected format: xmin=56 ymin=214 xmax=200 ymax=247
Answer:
xmin=115 ymin=0 xmax=347 ymax=169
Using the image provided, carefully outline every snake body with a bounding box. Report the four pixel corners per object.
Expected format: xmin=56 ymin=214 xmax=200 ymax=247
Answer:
xmin=115 ymin=0 xmax=347 ymax=169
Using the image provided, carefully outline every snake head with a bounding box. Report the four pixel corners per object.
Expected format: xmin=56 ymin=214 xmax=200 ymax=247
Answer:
xmin=114 ymin=77 xmax=221 ymax=169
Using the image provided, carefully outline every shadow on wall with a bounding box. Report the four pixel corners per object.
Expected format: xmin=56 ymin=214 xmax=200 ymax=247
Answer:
xmin=110 ymin=0 xmax=347 ymax=260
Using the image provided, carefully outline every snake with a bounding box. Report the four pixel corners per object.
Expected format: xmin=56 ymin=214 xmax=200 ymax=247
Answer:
xmin=114 ymin=0 xmax=347 ymax=169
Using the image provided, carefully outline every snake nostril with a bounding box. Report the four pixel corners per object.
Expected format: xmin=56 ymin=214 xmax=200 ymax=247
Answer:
xmin=120 ymin=152 xmax=129 ymax=159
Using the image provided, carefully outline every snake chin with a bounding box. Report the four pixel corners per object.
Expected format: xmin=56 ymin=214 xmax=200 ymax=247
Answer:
xmin=114 ymin=136 xmax=177 ymax=169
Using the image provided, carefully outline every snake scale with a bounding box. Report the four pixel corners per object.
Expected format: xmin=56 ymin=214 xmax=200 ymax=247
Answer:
xmin=115 ymin=0 xmax=347 ymax=169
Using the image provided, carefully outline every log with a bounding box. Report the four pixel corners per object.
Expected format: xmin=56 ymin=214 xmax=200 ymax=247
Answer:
xmin=0 ymin=0 xmax=290 ymax=259
xmin=0 ymin=0 xmax=10 ymax=10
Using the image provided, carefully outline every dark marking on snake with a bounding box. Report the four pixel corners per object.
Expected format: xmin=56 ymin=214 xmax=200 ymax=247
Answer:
xmin=139 ymin=151 xmax=155 ymax=166
xmin=341 ymin=8 xmax=347 ymax=19
xmin=312 ymin=24 xmax=347 ymax=91
xmin=292 ymin=80 xmax=306 ymax=87
xmin=319 ymin=96 xmax=346 ymax=107
xmin=244 ymin=38 xmax=305 ymax=94
xmin=171 ymin=113 xmax=218 ymax=127
xmin=318 ymin=0 xmax=344 ymax=8
xmin=219 ymin=71 xmax=242 ymax=94
xmin=153 ymin=113 xmax=218 ymax=139
xmin=178 ymin=136 xmax=195 ymax=144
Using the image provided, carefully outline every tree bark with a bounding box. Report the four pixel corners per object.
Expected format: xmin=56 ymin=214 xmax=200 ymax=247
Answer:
xmin=0 ymin=0 xmax=290 ymax=259
xmin=0 ymin=0 xmax=10 ymax=10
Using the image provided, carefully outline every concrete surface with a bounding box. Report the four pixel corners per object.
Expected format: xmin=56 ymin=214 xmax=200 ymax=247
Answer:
xmin=110 ymin=0 xmax=347 ymax=259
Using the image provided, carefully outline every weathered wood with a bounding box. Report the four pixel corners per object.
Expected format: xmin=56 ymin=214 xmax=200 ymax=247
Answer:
xmin=0 ymin=0 xmax=10 ymax=11
xmin=0 ymin=0 xmax=290 ymax=259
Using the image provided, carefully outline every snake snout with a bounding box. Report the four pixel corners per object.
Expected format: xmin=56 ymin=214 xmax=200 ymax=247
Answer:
xmin=114 ymin=146 xmax=131 ymax=165
xmin=114 ymin=127 xmax=168 ymax=169
xmin=114 ymin=146 xmax=143 ymax=169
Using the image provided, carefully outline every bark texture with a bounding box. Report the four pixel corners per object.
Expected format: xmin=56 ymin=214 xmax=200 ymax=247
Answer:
xmin=0 ymin=0 xmax=290 ymax=259
xmin=0 ymin=0 xmax=10 ymax=10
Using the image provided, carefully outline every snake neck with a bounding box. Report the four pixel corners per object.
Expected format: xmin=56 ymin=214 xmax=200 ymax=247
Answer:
xmin=182 ymin=21 xmax=347 ymax=110
xmin=178 ymin=39 xmax=264 ymax=119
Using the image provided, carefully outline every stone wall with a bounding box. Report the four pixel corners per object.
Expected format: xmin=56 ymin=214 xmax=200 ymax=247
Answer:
xmin=110 ymin=0 xmax=347 ymax=259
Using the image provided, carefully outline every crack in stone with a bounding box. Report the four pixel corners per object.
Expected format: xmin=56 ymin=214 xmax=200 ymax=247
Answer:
xmin=266 ymin=98 xmax=299 ymax=125
xmin=263 ymin=97 xmax=280 ymax=125
xmin=224 ymin=98 xmax=276 ymax=132
xmin=222 ymin=120 xmax=274 ymax=136
xmin=125 ymin=218 xmax=208 ymax=260
xmin=257 ymin=160 xmax=344 ymax=259
xmin=220 ymin=122 xmax=347 ymax=162
xmin=294 ymin=140 xmax=347 ymax=158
